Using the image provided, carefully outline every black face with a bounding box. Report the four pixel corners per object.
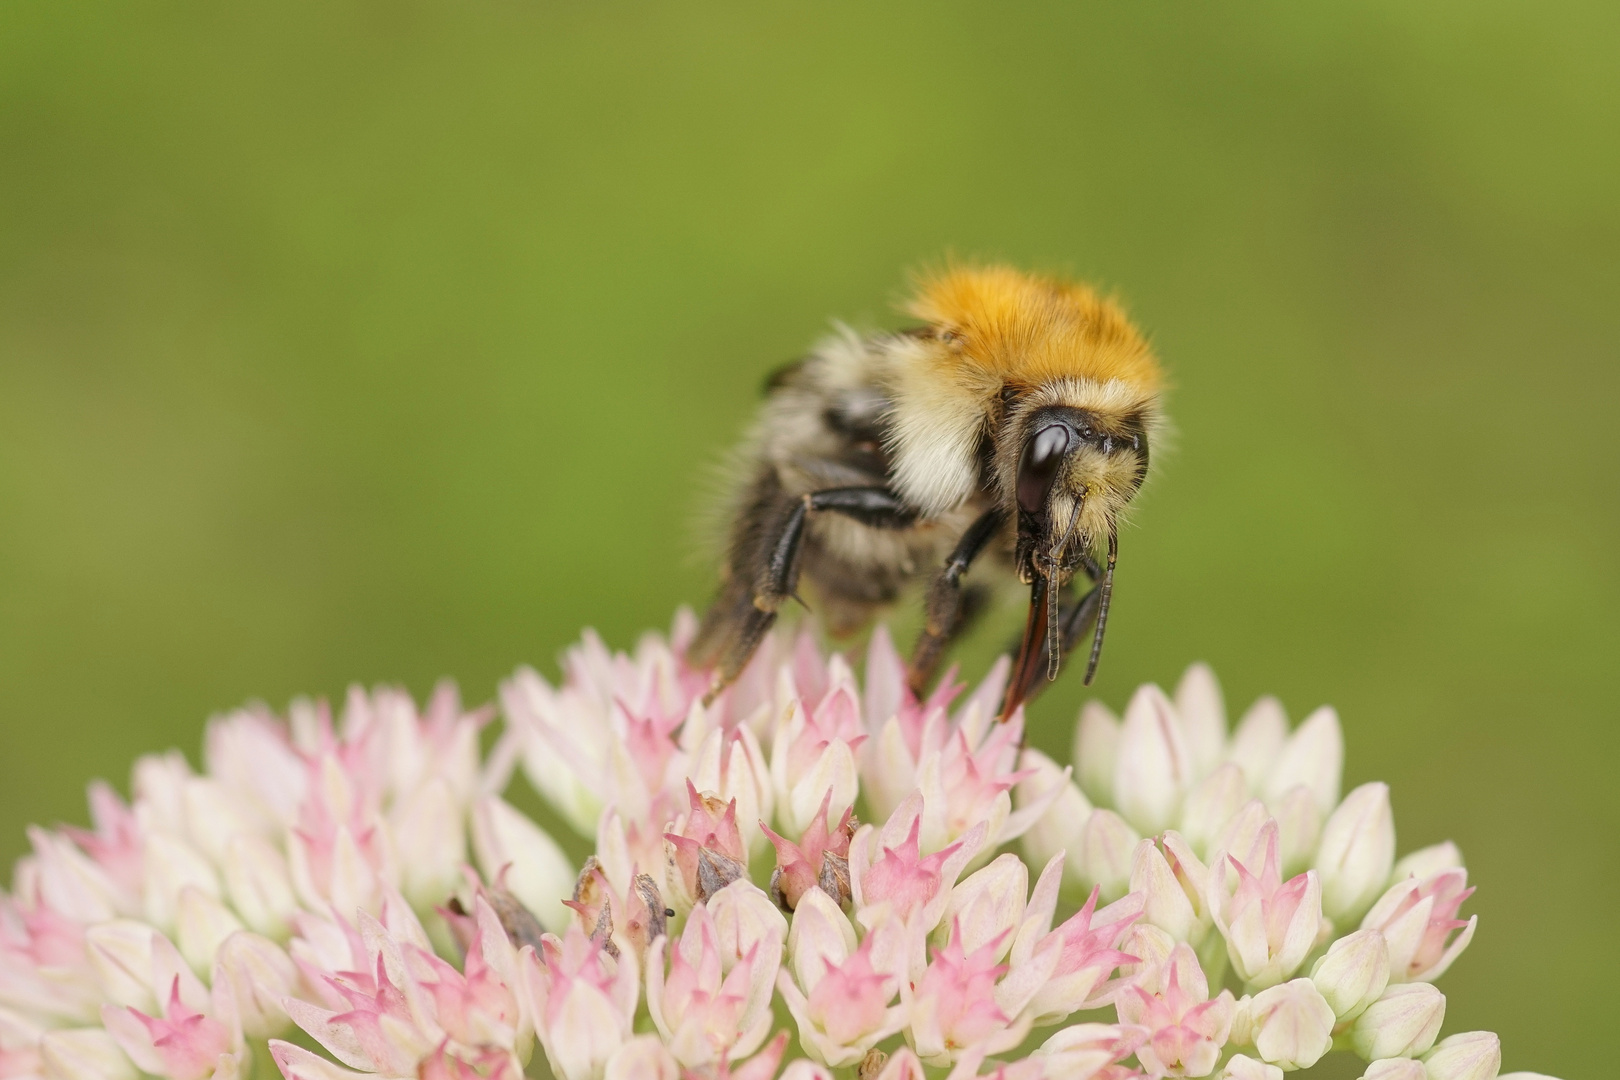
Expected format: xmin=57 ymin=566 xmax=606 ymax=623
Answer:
xmin=1013 ymin=405 xmax=1148 ymax=529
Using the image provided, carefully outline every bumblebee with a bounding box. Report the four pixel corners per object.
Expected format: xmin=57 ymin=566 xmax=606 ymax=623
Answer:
xmin=691 ymin=265 xmax=1164 ymax=718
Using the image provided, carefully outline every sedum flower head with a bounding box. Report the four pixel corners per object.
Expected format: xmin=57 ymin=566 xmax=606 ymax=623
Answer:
xmin=0 ymin=615 xmax=1560 ymax=1080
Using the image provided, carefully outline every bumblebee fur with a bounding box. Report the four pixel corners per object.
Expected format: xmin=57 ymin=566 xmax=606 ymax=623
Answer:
xmin=691 ymin=264 xmax=1165 ymax=718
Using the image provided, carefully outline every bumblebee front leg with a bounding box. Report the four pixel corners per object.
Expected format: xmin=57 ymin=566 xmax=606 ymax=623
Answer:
xmin=908 ymin=506 xmax=1006 ymax=696
xmin=702 ymin=486 xmax=916 ymax=700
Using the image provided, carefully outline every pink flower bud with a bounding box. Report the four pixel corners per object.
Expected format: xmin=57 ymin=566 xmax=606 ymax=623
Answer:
xmin=848 ymin=793 xmax=984 ymax=944
xmin=647 ymin=905 xmax=775 ymax=1069
xmin=908 ymin=920 xmax=1023 ymax=1067
xmin=1115 ymin=942 xmax=1235 ymax=1078
xmin=1351 ymin=983 xmax=1446 ymax=1060
xmin=688 ymin=722 xmax=774 ymax=856
xmin=665 ymin=782 xmax=749 ymax=911
xmin=1316 ymin=783 xmax=1396 ymax=925
xmin=525 ymin=923 xmax=640 ymax=1080
xmin=101 ymin=976 xmax=241 ymax=1080
xmin=1360 ymin=870 xmax=1477 ymax=984
xmin=1422 ymin=1032 xmax=1501 ymax=1080
xmin=1310 ymin=928 xmax=1390 ymax=1021
xmin=762 ymin=790 xmax=855 ymax=911
xmin=1209 ymin=820 xmax=1324 ymax=989
xmin=1246 ymin=978 xmax=1334 ymax=1070
xmin=778 ymin=928 xmax=905 ymax=1067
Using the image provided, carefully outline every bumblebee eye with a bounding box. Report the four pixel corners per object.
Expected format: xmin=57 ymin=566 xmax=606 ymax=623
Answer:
xmin=1017 ymin=424 xmax=1070 ymax=513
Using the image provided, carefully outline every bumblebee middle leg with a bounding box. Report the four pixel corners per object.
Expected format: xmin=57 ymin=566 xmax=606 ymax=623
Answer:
xmin=700 ymin=485 xmax=916 ymax=698
xmin=907 ymin=506 xmax=1006 ymax=696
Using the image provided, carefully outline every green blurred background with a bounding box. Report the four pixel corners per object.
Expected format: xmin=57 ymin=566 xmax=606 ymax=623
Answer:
xmin=1 ymin=2 xmax=1614 ymax=1075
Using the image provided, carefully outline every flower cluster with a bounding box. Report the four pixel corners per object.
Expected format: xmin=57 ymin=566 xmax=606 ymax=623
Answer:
xmin=0 ymin=611 xmax=1558 ymax=1080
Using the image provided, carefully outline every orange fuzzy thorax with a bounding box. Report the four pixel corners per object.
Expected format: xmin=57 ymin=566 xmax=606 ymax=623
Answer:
xmin=906 ymin=265 xmax=1162 ymax=394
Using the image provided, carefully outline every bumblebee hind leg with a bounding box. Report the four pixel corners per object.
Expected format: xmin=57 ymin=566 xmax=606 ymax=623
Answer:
xmin=696 ymin=484 xmax=916 ymax=700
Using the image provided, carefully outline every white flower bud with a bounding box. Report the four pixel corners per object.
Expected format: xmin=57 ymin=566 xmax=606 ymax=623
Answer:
xmin=1351 ymin=983 xmax=1446 ymax=1060
xmin=389 ymin=776 xmax=466 ymax=909
xmin=788 ymin=885 xmax=858 ymax=993
xmin=1248 ymin=978 xmax=1335 ymax=1070
xmin=1073 ymin=808 xmax=1139 ymax=902
xmin=1393 ymin=842 xmax=1463 ymax=882
xmin=213 ymin=932 xmax=298 ymax=1038
xmin=1179 ymin=763 xmax=1248 ymax=859
xmin=1075 ymin=701 xmax=1121 ymax=806
xmin=1220 ymin=1053 xmax=1284 ymax=1080
xmin=1262 ymin=706 xmax=1343 ymax=815
xmin=1016 ymin=749 xmax=1093 ymax=879
xmin=604 ymin=1036 xmax=681 ymax=1080
xmin=1175 ymin=662 xmax=1228 ymax=780
xmin=176 ymin=885 xmax=245 ymax=975
xmin=1311 ymin=928 xmax=1390 ymax=1021
xmin=1317 ymin=783 xmax=1396 ymax=925
xmin=1422 ymin=1032 xmax=1501 ymax=1080
xmin=1227 ymin=696 xmax=1288 ymax=788
xmin=472 ymin=795 xmax=575 ymax=931
xmin=1130 ymin=834 xmax=1209 ymax=945
xmin=85 ymin=920 xmax=159 ymax=1011
xmin=141 ymin=832 xmax=221 ymax=933
xmin=1114 ymin=684 xmax=1192 ymax=834
xmin=39 ymin=1028 xmax=138 ymax=1080
xmin=941 ymin=853 xmax=1028 ymax=961
xmin=1363 ymin=1060 xmax=1428 ymax=1080
xmin=222 ymin=834 xmax=298 ymax=939
xmin=1269 ymin=784 xmax=1321 ymax=877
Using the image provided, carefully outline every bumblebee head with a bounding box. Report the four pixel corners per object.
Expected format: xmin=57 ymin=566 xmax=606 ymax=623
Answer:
xmin=1009 ymin=400 xmax=1149 ymax=578
xmin=998 ymin=394 xmax=1151 ymax=716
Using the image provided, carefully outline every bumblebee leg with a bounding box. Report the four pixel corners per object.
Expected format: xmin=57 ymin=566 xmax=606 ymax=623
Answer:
xmin=908 ymin=506 xmax=1006 ymax=695
xmin=761 ymin=486 xmax=916 ymax=604
xmin=702 ymin=486 xmax=915 ymax=701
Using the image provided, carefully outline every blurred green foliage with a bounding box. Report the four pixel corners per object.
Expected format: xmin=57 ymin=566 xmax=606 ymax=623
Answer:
xmin=1 ymin=2 xmax=1615 ymax=1075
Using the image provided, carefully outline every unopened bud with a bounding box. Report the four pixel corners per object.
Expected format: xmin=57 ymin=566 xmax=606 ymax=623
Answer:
xmin=1317 ymin=783 xmax=1396 ymax=925
xmin=1351 ymin=983 xmax=1446 ymax=1061
xmin=1311 ymin=928 xmax=1390 ymax=1021
xmin=1422 ymin=1032 xmax=1501 ymax=1080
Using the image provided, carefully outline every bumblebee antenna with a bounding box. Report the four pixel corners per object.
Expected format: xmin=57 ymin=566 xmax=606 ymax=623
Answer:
xmin=1082 ymin=528 xmax=1117 ymax=686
